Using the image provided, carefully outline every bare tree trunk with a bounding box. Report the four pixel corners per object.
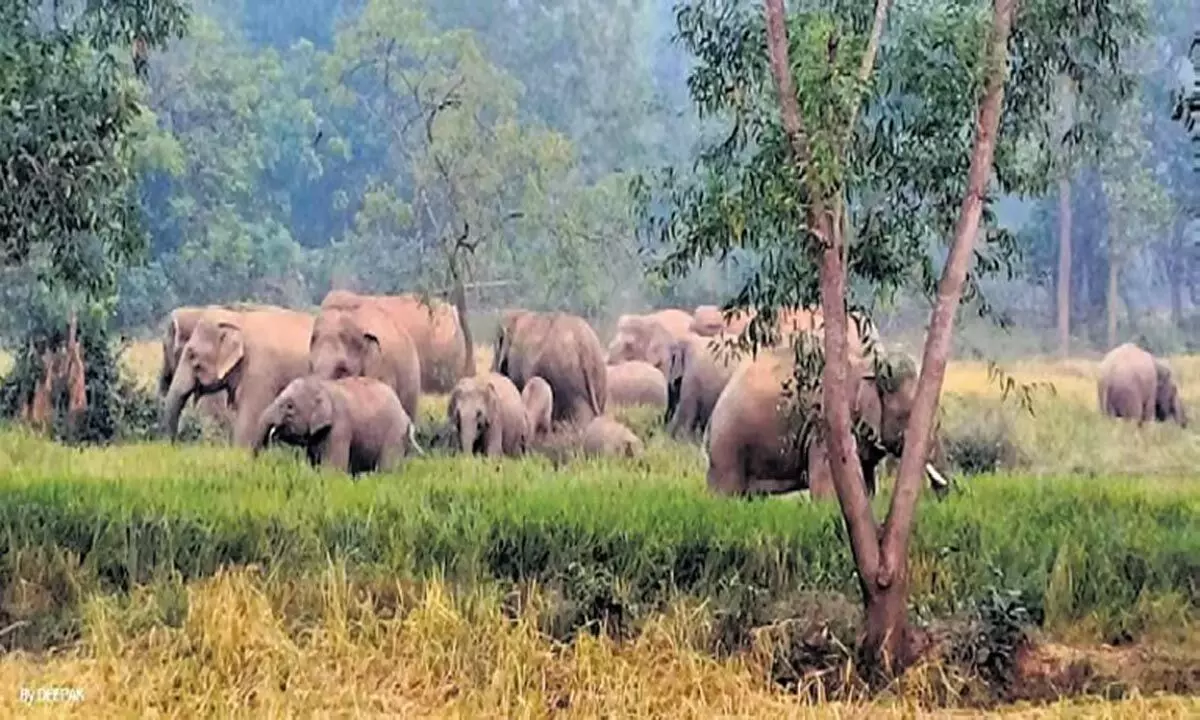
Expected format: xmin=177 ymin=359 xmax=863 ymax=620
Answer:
xmin=1107 ymin=249 xmax=1120 ymax=349
xmin=1056 ymin=175 xmax=1072 ymax=357
xmin=1169 ymin=216 xmax=1185 ymax=328
xmin=878 ymin=0 xmax=1020 ymax=672
xmin=448 ymin=251 xmax=476 ymax=376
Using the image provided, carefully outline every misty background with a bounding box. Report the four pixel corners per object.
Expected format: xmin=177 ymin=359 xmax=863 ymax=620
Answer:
xmin=7 ymin=0 xmax=1195 ymax=359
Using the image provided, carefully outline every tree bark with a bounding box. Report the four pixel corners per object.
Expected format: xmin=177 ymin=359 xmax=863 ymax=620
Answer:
xmin=1056 ymin=175 xmax=1072 ymax=357
xmin=448 ymin=251 xmax=476 ymax=377
xmin=1107 ymin=247 xmax=1120 ymax=349
xmin=1169 ymin=215 xmax=1185 ymax=327
xmin=877 ymin=0 xmax=1020 ymax=671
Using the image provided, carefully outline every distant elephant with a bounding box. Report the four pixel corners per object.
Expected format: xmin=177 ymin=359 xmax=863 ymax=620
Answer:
xmin=492 ymin=310 xmax=607 ymax=427
xmin=322 ymin=290 xmax=468 ymax=393
xmin=161 ymin=306 xmax=314 ymax=447
xmin=664 ymin=333 xmax=740 ymax=439
xmin=448 ymin=372 xmax=528 ymax=457
xmin=1098 ymin=342 xmax=1187 ymax=427
xmin=690 ymin=305 xmax=753 ymax=338
xmin=605 ymin=313 xmax=683 ymax=369
xmin=522 ymin=376 xmax=553 ymax=441
xmin=606 ymin=360 xmax=668 ymax=410
xmin=253 ymin=375 xmax=419 ymax=475
xmin=309 ymin=303 xmax=421 ymax=422
xmin=581 ymin=415 xmax=644 ymax=458
xmin=704 ymin=342 xmax=949 ymax=498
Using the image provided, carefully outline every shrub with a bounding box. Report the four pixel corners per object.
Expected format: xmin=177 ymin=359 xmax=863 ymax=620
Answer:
xmin=942 ymin=398 xmax=1026 ymax=475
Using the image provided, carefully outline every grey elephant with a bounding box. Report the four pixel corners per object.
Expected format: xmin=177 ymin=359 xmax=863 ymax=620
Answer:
xmin=606 ymin=360 xmax=668 ymax=410
xmin=322 ymin=290 xmax=469 ymax=393
xmin=253 ymin=375 xmax=420 ymax=475
xmin=161 ymin=307 xmax=315 ymax=447
xmin=606 ymin=310 xmax=692 ymax=366
xmin=522 ymin=376 xmax=553 ymax=441
xmin=704 ymin=343 xmax=950 ymax=498
xmin=448 ymin=372 xmax=529 ymax=457
xmin=1098 ymin=342 xmax=1187 ymax=427
xmin=581 ymin=415 xmax=644 ymax=458
xmin=492 ymin=310 xmax=607 ymax=427
xmin=309 ymin=303 xmax=421 ymax=422
xmin=664 ymin=333 xmax=739 ymax=439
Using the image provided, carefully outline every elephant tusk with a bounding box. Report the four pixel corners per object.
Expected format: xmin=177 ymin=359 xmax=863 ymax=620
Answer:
xmin=924 ymin=462 xmax=949 ymax=488
xmin=407 ymin=423 xmax=426 ymax=457
xmin=267 ymin=425 xmax=278 ymax=444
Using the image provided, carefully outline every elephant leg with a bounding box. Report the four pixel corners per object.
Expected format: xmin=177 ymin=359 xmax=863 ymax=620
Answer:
xmin=485 ymin=423 xmax=505 ymax=457
xmin=670 ymin=391 xmax=699 ymax=441
xmin=705 ymin=443 xmax=745 ymax=496
xmin=232 ymin=405 xmax=263 ymax=449
xmin=320 ymin=434 xmax=352 ymax=474
xmin=377 ymin=434 xmax=407 ymax=473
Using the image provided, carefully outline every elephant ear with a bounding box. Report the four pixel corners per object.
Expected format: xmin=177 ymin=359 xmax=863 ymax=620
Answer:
xmin=361 ymin=331 xmax=385 ymax=377
xmin=215 ymin=322 xmax=246 ymax=381
xmin=310 ymin=382 xmax=335 ymax=434
xmin=484 ymin=379 xmax=501 ymax=415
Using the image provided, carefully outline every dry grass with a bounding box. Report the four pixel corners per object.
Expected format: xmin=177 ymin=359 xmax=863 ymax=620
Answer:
xmin=0 ymin=567 xmax=1195 ymax=718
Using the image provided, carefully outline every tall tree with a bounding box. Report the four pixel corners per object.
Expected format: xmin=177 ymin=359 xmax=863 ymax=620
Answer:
xmin=0 ymin=0 xmax=189 ymax=296
xmin=639 ymin=0 xmax=1141 ymax=673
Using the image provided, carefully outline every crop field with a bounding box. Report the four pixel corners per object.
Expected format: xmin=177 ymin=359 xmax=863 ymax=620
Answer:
xmin=0 ymin=343 xmax=1197 ymax=716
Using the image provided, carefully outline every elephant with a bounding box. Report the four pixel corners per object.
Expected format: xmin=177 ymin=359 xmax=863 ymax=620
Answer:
xmin=522 ymin=376 xmax=554 ymax=441
xmin=158 ymin=302 xmax=285 ymax=396
xmin=664 ymin=333 xmax=740 ymax=439
xmin=253 ymin=375 xmax=420 ymax=475
xmin=492 ymin=310 xmax=607 ymax=427
xmin=448 ymin=372 xmax=529 ymax=457
xmin=1098 ymin=342 xmax=1187 ymax=427
xmin=581 ymin=415 xmax=644 ymax=458
xmin=606 ymin=312 xmax=680 ymax=369
xmin=606 ymin=360 xmax=668 ymax=410
xmin=704 ymin=342 xmax=950 ymax=498
xmin=309 ymin=303 xmax=421 ymax=422
xmin=161 ymin=306 xmax=315 ymax=447
xmin=322 ymin=289 xmax=468 ymax=393
xmin=690 ymin=305 xmax=753 ymax=338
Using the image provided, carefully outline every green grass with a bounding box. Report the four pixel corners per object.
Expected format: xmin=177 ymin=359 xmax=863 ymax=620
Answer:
xmin=1 ymin=426 xmax=1196 ymax=655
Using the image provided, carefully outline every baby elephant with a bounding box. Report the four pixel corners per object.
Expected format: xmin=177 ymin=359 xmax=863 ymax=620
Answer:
xmin=581 ymin=415 xmax=644 ymax=458
xmin=522 ymin=376 xmax=554 ymax=440
xmin=448 ymin=372 xmax=528 ymax=457
xmin=253 ymin=375 xmax=420 ymax=475
xmin=606 ymin=360 xmax=668 ymax=411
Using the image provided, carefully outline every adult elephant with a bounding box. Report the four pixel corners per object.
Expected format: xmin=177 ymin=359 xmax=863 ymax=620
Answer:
xmin=321 ymin=290 xmax=468 ymax=393
xmin=309 ymin=302 xmax=421 ymax=421
xmin=158 ymin=302 xmax=284 ymax=396
xmin=161 ymin=306 xmax=314 ymax=447
xmin=704 ymin=342 xmax=950 ymax=498
xmin=1098 ymin=342 xmax=1187 ymax=427
xmin=664 ymin=333 xmax=740 ymax=440
xmin=606 ymin=312 xmax=679 ymax=369
xmin=492 ymin=310 xmax=607 ymax=427
xmin=689 ymin=304 xmax=824 ymax=346
xmin=606 ymin=360 xmax=668 ymax=410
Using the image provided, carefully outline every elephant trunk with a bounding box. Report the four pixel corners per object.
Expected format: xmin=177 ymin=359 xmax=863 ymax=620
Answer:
xmin=161 ymin=364 xmax=195 ymax=441
xmin=252 ymin=402 xmax=282 ymax=456
xmin=458 ymin=415 xmax=478 ymax=454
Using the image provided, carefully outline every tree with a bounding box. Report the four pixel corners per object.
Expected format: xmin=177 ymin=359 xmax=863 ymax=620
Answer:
xmin=0 ymin=0 xmax=189 ymax=296
xmin=1099 ymin=96 xmax=1171 ymax=347
xmin=637 ymin=0 xmax=1140 ymax=674
xmin=324 ymin=0 xmax=632 ymax=365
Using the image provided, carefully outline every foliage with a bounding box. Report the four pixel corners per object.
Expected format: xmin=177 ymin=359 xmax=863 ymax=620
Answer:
xmin=635 ymin=0 xmax=1143 ymax=342
xmin=0 ymin=0 xmax=189 ymax=298
xmin=0 ymin=282 xmax=160 ymax=444
xmin=0 ymin=429 xmax=1195 ymax=654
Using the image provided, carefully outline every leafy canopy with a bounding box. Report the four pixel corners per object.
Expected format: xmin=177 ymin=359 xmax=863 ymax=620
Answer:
xmin=0 ymin=0 xmax=189 ymax=296
xmin=634 ymin=0 xmax=1142 ymax=342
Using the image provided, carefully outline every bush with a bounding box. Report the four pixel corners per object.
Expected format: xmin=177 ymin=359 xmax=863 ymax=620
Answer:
xmin=942 ymin=397 xmax=1026 ymax=475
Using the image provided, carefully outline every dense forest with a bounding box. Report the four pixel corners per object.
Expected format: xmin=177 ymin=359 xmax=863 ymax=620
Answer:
xmin=1 ymin=0 xmax=1197 ymax=355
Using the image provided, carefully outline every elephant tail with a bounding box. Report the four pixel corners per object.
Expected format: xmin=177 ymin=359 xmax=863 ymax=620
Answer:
xmin=407 ymin=422 xmax=426 ymax=457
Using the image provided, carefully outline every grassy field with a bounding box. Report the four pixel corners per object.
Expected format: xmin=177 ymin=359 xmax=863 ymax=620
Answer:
xmin=0 ymin=341 xmax=1197 ymax=715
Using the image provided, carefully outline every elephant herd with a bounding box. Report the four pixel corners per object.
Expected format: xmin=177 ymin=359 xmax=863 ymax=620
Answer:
xmin=1097 ymin=342 xmax=1187 ymax=427
xmin=157 ymin=294 xmax=960 ymax=499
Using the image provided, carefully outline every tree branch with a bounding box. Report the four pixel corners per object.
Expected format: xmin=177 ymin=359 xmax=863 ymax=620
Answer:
xmin=880 ymin=0 xmax=1020 ymax=580
xmin=763 ymin=0 xmax=814 ymax=171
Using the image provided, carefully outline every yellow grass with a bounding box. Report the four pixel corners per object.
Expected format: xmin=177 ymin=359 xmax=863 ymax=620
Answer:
xmin=1 ymin=567 xmax=1195 ymax=718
